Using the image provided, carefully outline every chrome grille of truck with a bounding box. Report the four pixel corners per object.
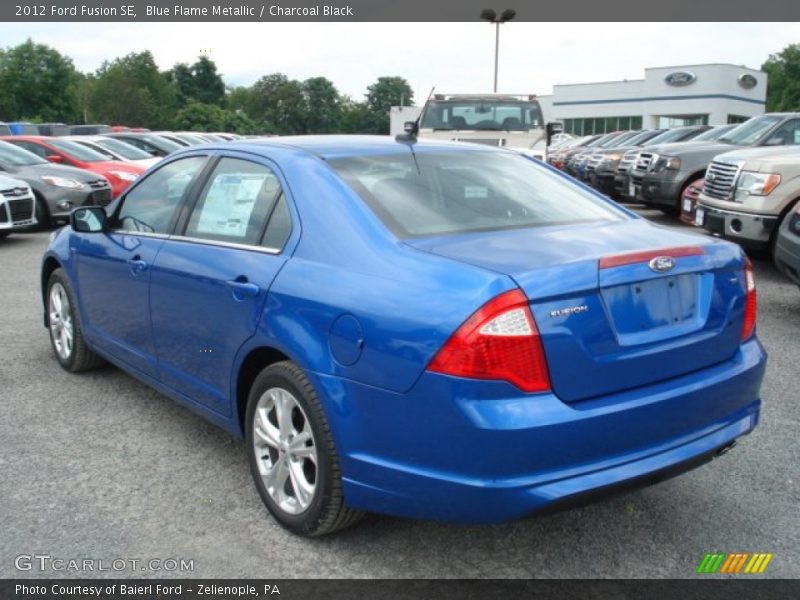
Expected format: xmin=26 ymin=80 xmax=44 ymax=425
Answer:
xmin=635 ymin=152 xmax=655 ymax=172
xmin=586 ymin=154 xmax=603 ymax=172
xmin=617 ymin=152 xmax=638 ymax=173
xmin=703 ymin=161 xmax=742 ymax=200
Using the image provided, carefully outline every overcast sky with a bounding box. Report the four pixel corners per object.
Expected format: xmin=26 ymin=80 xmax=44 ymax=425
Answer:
xmin=1 ymin=22 xmax=797 ymax=103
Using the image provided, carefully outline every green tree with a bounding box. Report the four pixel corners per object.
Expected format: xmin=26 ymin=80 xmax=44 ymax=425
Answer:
xmin=166 ymin=63 xmax=196 ymax=107
xmin=168 ymin=56 xmax=226 ymax=108
xmin=302 ymin=77 xmax=341 ymax=133
xmin=0 ymin=39 xmax=80 ymax=122
xmin=192 ymin=56 xmax=226 ymax=106
xmin=249 ymin=73 xmax=307 ymax=134
xmin=762 ymin=43 xmax=800 ymax=112
xmin=174 ymin=100 xmax=257 ymax=134
xmin=363 ymin=76 xmax=414 ymax=134
xmin=338 ymin=95 xmax=370 ymax=133
xmin=89 ymin=51 xmax=177 ymax=128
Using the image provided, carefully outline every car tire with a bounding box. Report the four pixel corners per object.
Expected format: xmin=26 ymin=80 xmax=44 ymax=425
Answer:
xmin=246 ymin=361 xmax=363 ymax=536
xmin=46 ymin=268 xmax=106 ymax=373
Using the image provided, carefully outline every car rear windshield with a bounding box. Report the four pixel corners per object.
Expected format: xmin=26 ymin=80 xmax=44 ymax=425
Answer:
xmin=330 ymin=150 xmax=623 ymax=238
xmin=420 ymin=100 xmax=543 ymax=132
xmin=48 ymin=139 xmax=109 ymax=162
xmin=0 ymin=140 xmax=47 ymax=166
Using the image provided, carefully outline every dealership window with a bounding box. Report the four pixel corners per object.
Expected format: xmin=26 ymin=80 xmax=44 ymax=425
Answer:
xmin=564 ymin=116 xmax=642 ymax=135
xmin=657 ymin=115 xmax=708 ymax=128
xmin=727 ymin=114 xmax=749 ymax=124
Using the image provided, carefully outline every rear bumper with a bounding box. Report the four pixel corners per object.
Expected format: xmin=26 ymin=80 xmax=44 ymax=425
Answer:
xmin=697 ymin=203 xmax=777 ymax=249
xmin=314 ymin=338 xmax=766 ymax=523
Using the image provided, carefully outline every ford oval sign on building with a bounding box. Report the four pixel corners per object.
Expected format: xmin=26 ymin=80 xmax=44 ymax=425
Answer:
xmin=738 ymin=74 xmax=758 ymax=89
xmin=664 ymin=71 xmax=697 ymax=86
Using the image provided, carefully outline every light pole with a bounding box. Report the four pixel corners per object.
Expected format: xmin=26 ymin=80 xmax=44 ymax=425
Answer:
xmin=480 ymin=8 xmax=516 ymax=93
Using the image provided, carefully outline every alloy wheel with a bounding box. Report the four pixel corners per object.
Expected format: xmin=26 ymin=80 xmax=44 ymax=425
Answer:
xmin=252 ymin=387 xmax=318 ymax=515
xmin=49 ymin=282 xmax=73 ymax=360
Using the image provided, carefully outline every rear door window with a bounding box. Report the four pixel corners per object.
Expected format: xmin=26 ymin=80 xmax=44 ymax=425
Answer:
xmin=184 ymin=157 xmax=284 ymax=246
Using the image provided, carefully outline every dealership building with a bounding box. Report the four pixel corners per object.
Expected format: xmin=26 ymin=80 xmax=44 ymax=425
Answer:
xmin=537 ymin=64 xmax=767 ymax=135
xmin=390 ymin=63 xmax=767 ymax=136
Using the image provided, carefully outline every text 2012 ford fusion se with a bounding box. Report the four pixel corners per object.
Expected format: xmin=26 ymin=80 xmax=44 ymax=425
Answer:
xmin=41 ymin=136 xmax=766 ymax=536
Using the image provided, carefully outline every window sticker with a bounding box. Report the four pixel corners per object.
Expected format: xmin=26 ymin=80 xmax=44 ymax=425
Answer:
xmin=195 ymin=173 xmax=267 ymax=238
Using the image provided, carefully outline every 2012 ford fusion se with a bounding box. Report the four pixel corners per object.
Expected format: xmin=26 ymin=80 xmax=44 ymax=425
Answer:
xmin=41 ymin=136 xmax=766 ymax=536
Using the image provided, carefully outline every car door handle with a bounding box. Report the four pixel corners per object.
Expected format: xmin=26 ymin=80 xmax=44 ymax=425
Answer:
xmin=126 ymin=256 xmax=148 ymax=274
xmin=226 ymin=278 xmax=260 ymax=300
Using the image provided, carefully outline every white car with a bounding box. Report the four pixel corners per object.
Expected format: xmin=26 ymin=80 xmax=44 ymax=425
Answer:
xmin=0 ymin=175 xmax=36 ymax=238
xmin=67 ymin=136 xmax=162 ymax=169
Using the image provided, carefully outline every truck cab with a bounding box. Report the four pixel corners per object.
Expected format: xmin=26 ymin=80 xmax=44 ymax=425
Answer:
xmin=417 ymin=94 xmax=555 ymax=159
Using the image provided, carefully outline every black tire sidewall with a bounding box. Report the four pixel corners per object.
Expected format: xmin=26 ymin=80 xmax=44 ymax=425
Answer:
xmin=245 ymin=363 xmax=334 ymax=535
xmin=47 ymin=270 xmax=78 ymax=370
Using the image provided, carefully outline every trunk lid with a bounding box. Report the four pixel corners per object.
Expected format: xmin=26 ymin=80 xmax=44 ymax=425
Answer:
xmin=408 ymin=219 xmax=747 ymax=402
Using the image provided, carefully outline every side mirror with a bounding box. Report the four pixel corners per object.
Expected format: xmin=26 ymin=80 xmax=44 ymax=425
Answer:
xmin=403 ymin=121 xmax=417 ymax=134
xmin=546 ymin=122 xmax=564 ymax=146
xmin=764 ymin=137 xmax=784 ymax=146
xmin=70 ymin=206 xmax=107 ymax=233
xmin=46 ymin=154 xmax=64 ymax=164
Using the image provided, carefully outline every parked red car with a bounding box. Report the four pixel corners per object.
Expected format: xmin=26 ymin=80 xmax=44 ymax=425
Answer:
xmin=0 ymin=136 xmax=144 ymax=198
xmin=680 ymin=178 xmax=705 ymax=226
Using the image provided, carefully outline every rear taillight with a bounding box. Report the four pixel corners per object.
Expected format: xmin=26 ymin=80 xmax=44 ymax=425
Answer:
xmin=428 ymin=289 xmax=550 ymax=393
xmin=741 ymin=257 xmax=757 ymax=341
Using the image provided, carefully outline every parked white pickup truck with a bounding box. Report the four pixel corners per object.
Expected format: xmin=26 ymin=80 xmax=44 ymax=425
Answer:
xmin=416 ymin=93 xmax=562 ymax=159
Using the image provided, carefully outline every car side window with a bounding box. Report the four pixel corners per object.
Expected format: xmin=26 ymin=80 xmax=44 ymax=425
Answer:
xmin=184 ymin=158 xmax=283 ymax=246
xmin=13 ymin=141 xmax=48 ymax=159
xmin=261 ymin=193 xmax=292 ymax=251
xmin=767 ymin=119 xmax=800 ymax=146
xmin=116 ymin=156 xmax=206 ymax=234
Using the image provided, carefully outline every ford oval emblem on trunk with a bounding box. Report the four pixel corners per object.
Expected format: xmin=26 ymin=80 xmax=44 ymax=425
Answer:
xmin=649 ymin=256 xmax=676 ymax=272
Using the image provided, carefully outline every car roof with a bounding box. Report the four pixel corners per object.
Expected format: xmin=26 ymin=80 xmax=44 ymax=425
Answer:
xmin=1 ymin=135 xmax=51 ymax=142
xmin=216 ymin=135 xmax=505 ymax=159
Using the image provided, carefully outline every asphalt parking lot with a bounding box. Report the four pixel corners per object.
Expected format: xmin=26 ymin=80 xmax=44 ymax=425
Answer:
xmin=1 ymin=210 xmax=798 ymax=579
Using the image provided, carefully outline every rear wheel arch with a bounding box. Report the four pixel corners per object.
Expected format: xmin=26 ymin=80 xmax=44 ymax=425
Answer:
xmin=235 ymin=346 xmax=292 ymax=436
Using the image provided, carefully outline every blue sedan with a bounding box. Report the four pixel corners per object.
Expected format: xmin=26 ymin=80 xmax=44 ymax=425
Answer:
xmin=41 ymin=136 xmax=766 ymax=536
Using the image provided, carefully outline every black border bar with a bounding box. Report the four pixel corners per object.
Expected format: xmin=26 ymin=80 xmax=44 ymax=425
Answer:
xmin=3 ymin=579 xmax=799 ymax=600
xmin=3 ymin=0 xmax=800 ymax=21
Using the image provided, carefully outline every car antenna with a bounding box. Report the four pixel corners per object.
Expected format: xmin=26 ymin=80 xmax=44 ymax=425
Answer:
xmin=395 ymin=87 xmax=435 ymax=143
